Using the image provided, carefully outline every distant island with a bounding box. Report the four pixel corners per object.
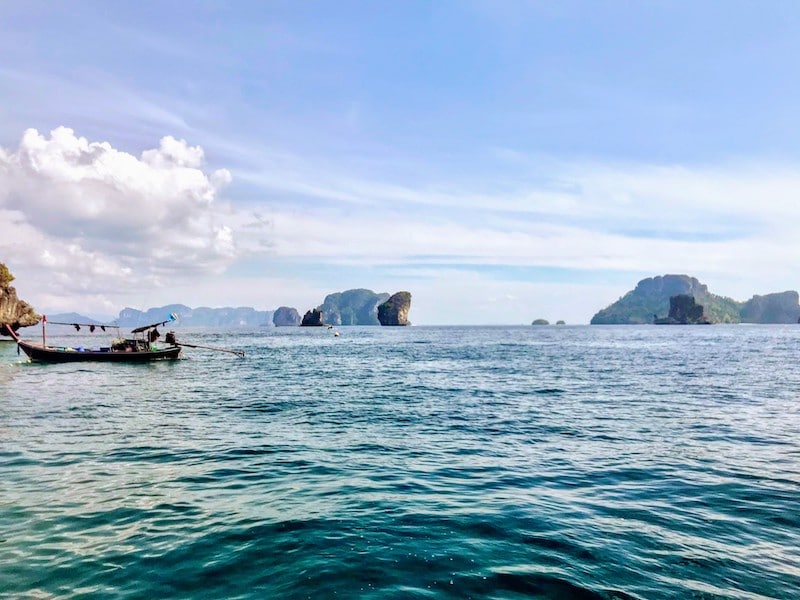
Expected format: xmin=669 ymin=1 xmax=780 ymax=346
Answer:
xmin=306 ymin=289 xmax=411 ymax=326
xmin=44 ymin=288 xmax=412 ymax=329
xmin=273 ymin=307 xmax=301 ymax=326
xmin=117 ymin=304 xmax=273 ymax=328
xmin=0 ymin=260 xmax=416 ymax=331
xmin=591 ymin=274 xmax=800 ymax=324
xmin=318 ymin=289 xmax=389 ymax=326
xmin=5 ymin=258 xmax=795 ymax=330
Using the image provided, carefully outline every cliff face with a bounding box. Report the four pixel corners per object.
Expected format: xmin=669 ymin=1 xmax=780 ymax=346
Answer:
xmin=0 ymin=264 xmax=40 ymax=334
xmin=319 ymin=289 xmax=390 ymax=326
xmin=377 ymin=292 xmax=412 ymax=326
xmin=273 ymin=306 xmax=301 ymax=326
xmin=739 ymin=291 xmax=800 ymax=324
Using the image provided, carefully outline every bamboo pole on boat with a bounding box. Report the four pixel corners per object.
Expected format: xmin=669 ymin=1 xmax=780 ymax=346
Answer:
xmin=173 ymin=341 xmax=245 ymax=358
xmin=130 ymin=313 xmax=179 ymax=334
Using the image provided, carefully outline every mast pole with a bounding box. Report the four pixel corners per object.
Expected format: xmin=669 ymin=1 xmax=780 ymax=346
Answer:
xmin=42 ymin=314 xmax=46 ymax=347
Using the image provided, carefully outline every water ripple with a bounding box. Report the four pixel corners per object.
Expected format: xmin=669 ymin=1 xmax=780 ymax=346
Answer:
xmin=2 ymin=326 xmax=800 ymax=598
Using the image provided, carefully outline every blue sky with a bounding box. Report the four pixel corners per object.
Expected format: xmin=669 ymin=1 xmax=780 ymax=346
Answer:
xmin=2 ymin=1 xmax=800 ymax=324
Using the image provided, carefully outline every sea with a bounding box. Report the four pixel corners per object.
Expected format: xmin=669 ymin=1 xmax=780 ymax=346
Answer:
xmin=1 ymin=325 xmax=799 ymax=599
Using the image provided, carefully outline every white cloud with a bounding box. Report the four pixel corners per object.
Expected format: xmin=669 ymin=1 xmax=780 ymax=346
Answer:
xmin=141 ymin=135 xmax=207 ymax=169
xmin=3 ymin=125 xmax=799 ymax=323
xmin=255 ymin=177 xmax=784 ymax=276
xmin=0 ymin=127 xmax=266 ymax=314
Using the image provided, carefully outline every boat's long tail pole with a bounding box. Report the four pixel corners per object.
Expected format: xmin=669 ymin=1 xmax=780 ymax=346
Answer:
xmin=174 ymin=342 xmax=245 ymax=358
xmin=3 ymin=323 xmax=20 ymax=341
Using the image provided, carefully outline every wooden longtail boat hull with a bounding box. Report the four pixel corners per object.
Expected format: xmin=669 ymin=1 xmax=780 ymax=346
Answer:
xmin=16 ymin=340 xmax=182 ymax=363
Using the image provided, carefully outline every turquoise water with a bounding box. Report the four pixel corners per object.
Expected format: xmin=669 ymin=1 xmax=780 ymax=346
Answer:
xmin=1 ymin=325 xmax=799 ymax=599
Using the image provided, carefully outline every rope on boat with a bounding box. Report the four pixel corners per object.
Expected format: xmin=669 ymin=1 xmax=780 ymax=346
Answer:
xmin=45 ymin=321 xmax=118 ymax=332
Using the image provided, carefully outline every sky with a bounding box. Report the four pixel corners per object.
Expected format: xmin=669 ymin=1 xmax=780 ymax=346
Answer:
xmin=2 ymin=1 xmax=800 ymax=325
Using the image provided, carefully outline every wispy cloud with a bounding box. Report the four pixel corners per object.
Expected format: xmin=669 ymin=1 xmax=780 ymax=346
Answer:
xmin=3 ymin=124 xmax=798 ymax=321
xmin=2 ymin=3 xmax=800 ymax=322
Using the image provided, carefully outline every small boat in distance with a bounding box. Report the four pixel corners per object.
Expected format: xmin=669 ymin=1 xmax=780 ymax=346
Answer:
xmin=2 ymin=314 xmax=183 ymax=363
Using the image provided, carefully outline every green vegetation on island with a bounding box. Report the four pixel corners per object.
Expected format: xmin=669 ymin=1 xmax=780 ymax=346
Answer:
xmin=0 ymin=263 xmax=14 ymax=287
xmin=592 ymin=274 xmax=800 ymax=324
xmin=319 ymin=289 xmax=390 ymax=326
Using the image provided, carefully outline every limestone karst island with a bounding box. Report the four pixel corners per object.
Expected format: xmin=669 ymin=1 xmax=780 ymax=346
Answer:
xmin=5 ymin=261 xmax=798 ymax=330
xmin=1 ymin=262 xmax=412 ymax=333
xmin=299 ymin=290 xmax=412 ymax=327
xmin=591 ymin=274 xmax=800 ymax=324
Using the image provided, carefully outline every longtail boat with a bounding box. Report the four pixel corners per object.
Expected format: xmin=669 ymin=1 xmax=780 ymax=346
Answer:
xmin=2 ymin=315 xmax=183 ymax=363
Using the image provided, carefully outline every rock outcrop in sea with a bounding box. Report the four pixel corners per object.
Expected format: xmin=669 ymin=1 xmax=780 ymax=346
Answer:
xmin=0 ymin=262 xmax=40 ymax=334
xmin=273 ymin=306 xmax=301 ymax=326
xmin=377 ymin=292 xmax=412 ymax=326
xmin=653 ymin=294 xmax=711 ymax=324
xmin=301 ymin=308 xmax=324 ymax=326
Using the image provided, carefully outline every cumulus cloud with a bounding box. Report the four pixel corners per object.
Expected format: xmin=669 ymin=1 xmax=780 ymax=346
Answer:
xmin=0 ymin=127 xmax=281 ymax=315
xmin=0 ymin=127 xmax=250 ymax=293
